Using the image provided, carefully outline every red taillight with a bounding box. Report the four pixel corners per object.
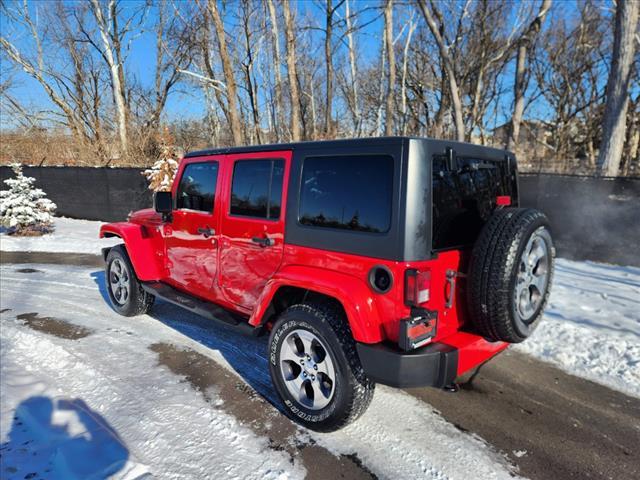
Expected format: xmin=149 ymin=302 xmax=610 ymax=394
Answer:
xmin=404 ymin=269 xmax=430 ymax=306
xmin=496 ymin=195 xmax=511 ymax=206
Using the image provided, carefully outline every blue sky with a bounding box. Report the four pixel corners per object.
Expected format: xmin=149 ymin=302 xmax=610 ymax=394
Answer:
xmin=0 ymin=0 xmax=385 ymax=126
xmin=0 ymin=0 xmax=610 ymax=131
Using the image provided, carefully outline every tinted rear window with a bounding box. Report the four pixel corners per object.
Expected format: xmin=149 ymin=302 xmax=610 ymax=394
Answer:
xmin=175 ymin=162 xmax=219 ymax=212
xmin=432 ymin=155 xmax=512 ymax=249
xmin=299 ymin=155 xmax=393 ymax=233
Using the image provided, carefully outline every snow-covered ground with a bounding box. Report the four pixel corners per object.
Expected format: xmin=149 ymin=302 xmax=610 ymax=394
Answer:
xmin=1 ymin=217 xmax=639 ymax=478
xmin=0 ymin=264 xmax=517 ymax=480
xmin=1 ymin=217 xmax=639 ymax=397
xmin=0 ymin=217 xmax=119 ymax=254
xmin=516 ymin=258 xmax=640 ymax=397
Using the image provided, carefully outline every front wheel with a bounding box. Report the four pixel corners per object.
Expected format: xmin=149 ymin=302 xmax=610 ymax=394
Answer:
xmin=268 ymin=303 xmax=375 ymax=432
xmin=105 ymin=245 xmax=154 ymax=317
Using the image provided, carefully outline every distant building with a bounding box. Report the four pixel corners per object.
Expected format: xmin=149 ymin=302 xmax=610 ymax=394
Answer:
xmin=491 ymin=120 xmax=555 ymax=172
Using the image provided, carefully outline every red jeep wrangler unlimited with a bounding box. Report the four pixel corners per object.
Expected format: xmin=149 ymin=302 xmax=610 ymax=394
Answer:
xmin=100 ymin=137 xmax=554 ymax=432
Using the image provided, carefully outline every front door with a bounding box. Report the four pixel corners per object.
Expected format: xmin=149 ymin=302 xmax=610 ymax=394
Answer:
xmin=165 ymin=158 xmax=221 ymax=302
xmin=218 ymin=151 xmax=291 ymax=309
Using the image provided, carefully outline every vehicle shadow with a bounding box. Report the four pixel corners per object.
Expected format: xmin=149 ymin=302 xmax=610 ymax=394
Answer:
xmin=91 ymin=271 xmax=282 ymax=410
xmin=91 ymin=270 xmax=113 ymax=309
xmin=1 ymin=396 xmax=129 ymax=480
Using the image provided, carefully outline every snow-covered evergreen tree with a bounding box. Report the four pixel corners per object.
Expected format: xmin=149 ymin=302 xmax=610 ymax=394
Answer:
xmin=142 ymin=128 xmax=179 ymax=192
xmin=0 ymin=164 xmax=57 ymax=235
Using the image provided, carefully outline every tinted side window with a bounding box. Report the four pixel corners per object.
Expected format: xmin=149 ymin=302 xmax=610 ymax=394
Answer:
xmin=299 ymin=155 xmax=393 ymax=233
xmin=230 ymin=159 xmax=284 ymax=219
xmin=269 ymin=161 xmax=284 ymax=219
xmin=175 ymin=162 xmax=219 ymax=212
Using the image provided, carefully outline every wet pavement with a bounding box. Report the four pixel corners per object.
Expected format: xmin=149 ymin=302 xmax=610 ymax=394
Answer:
xmin=0 ymin=251 xmax=103 ymax=267
xmin=410 ymin=349 xmax=640 ymax=480
xmin=16 ymin=312 xmax=93 ymax=340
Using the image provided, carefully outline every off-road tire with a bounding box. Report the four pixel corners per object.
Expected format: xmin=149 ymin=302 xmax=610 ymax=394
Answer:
xmin=268 ymin=303 xmax=375 ymax=432
xmin=467 ymin=208 xmax=555 ymax=343
xmin=105 ymin=245 xmax=154 ymax=317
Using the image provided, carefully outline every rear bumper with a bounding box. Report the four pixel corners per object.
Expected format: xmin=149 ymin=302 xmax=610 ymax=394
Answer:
xmin=357 ymin=333 xmax=509 ymax=389
xmin=356 ymin=341 xmax=458 ymax=388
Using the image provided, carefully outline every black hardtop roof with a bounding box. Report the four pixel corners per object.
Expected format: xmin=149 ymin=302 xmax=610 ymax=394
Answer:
xmin=184 ymin=136 xmax=512 ymax=159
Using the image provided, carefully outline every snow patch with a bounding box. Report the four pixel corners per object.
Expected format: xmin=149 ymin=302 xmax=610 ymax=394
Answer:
xmin=515 ymin=258 xmax=640 ymax=397
xmin=312 ymin=387 xmax=517 ymax=479
xmin=0 ymin=217 xmax=119 ymax=254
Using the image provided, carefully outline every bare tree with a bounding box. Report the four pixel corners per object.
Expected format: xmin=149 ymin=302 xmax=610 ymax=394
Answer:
xmin=282 ymin=0 xmax=302 ymax=141
xmin=597 ymin=0 xmax=639 ymax=176
xmin=3 ymin=0 xmax=634 ymax=176
xmin=208 ymin=0 xmax=244 ymax=145
xmin=89 ymin=0 xmax=130 ymax=155
xmin=239 ymin=0 xmax=263 ymax=144
xmin=507 ymin=0 xmax=552 ymax=152
xmin=374 ymin=27 xmax=387 ymax=136
xmin=533 ymin=2 xmax=608 ymax=170
xmin=147 ymin=0 xmax=193 ymax=132
xmin=383 ymin=0 xmax=396 ymax=136
xmin=321 ymin=0 xmax=345 ymax=137
xmin=417 ymin=0 xmax=465 ymax=142
xmin=400 ymin=12 xmax=417 ymax=135
xmin=344 ymin=0 xmax=361 ymax=136
xmin=1 ymin=2 xmax=104 ymax=154
xmin=463 ymin=0 xmax=518 ymax=143
xmin=266 ymin=0 xmax=286 ymax=140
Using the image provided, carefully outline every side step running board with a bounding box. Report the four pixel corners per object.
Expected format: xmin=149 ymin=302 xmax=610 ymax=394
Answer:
xmin=141 ymin=281 xmax=262 ymax=336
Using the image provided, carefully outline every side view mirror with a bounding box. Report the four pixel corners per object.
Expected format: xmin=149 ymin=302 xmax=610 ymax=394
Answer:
xmin=154 ymin=191 xmax=173 ymax=220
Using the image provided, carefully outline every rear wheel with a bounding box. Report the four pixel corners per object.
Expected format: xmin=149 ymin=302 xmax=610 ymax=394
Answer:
xmin=467 ymin=208 xmax=555 ymax=343
xmin=106 ymin=245 xmax=154 ymax=317
xmin=268 ymin=303 xmax=374 ymax=432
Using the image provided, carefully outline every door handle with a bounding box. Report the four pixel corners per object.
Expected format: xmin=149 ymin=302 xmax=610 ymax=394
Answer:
xmin=197 ymin=227 xmax=215 ymax=238
xmin=251 ymin=236 xmax=275 ymax=247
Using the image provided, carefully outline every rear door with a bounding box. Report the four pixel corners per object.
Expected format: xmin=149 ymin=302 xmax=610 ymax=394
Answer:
xmin=164 ymin=158 xmax=221 ymax=301
xmin=218 ymin=151 xmax=291 ymax=309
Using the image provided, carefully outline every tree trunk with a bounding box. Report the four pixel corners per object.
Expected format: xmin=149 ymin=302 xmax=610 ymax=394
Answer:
xmin=282 ymin=0 xmax=302 ymax=141
xmin=622 ymin=99 xmax=640 ymax=176
xmin=324 ymin=0 xmax=334 ymax=137
xmin=242 ymin=4 xmax=262 ymax=144
xmin=208 ymin=0 xmax=244 ymax=145
xmin=432 ymin=63 xmax=448 ymax=138
xmin=109 ymin=1 xmax=129 ymax=121
xmin=507 ymin=0 xmax=552 ymax=152
xmin=400 ymin=17 xmax=416 ymax=135
xmin=418 ymin=0 xmax=465 ymax=142
xmin=309 ymin=72 xmax=318 ymax=139
xmin=375 ymin=29 xmax=387 ymax=136
xmin=90 ymin=0 xmax=128 ymax=155
xmin=345 ymin=0 xmax=361 ymax=136
xmin=384 ymin=0 xmax=396 ymax=136
xmin=266 ymin=0 xmax=286 ymax=141
xmin=596 ymin=0 xmax=639 ymax=176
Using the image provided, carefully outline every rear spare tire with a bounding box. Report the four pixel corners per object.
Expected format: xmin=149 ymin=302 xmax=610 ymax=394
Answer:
xmin=467 ymin=208 xmax=555 ymax=343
